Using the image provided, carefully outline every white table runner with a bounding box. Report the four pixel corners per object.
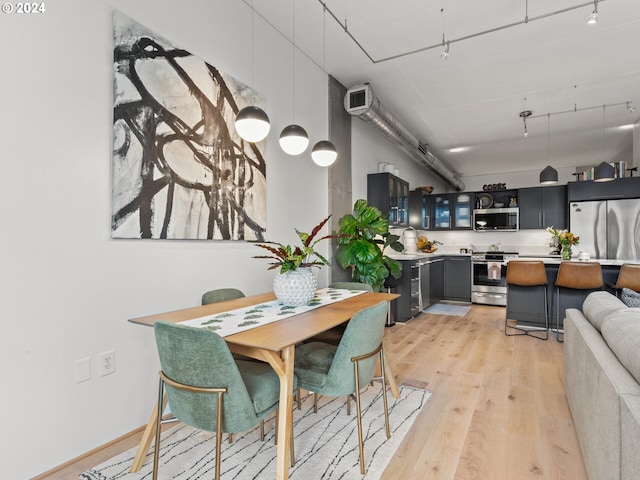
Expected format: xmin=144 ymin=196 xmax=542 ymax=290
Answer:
xmin=181 ymin=288 xmax=366 ymax=337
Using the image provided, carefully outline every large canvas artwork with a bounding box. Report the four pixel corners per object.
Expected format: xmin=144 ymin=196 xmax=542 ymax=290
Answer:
xmin=112 ymin=11 xmax=266 ymax=240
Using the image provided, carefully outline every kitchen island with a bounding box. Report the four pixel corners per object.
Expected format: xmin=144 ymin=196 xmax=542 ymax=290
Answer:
xmin=506 ymin=257 xmax=633 ymax=331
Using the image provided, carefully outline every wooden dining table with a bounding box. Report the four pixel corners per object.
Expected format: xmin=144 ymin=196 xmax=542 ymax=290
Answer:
xmin=128 ymin=290 xmax=399 ymax=480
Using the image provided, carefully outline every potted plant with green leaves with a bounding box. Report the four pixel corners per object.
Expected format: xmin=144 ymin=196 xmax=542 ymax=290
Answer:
xmin=335 ymin=199 xmax=403 ymax=291
xmin=253 ymin=216 xmax=337 ymax=306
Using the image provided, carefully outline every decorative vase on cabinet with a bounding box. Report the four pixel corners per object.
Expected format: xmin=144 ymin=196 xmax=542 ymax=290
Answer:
xmin=561 ymin=245 xmax=573 ymax=260
xmin=273 ymin=268 xmax=317 ymax=306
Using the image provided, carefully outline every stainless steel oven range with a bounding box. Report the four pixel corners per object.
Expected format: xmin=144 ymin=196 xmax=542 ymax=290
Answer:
xmin=471 ymin=251 xmax=519 ymax=306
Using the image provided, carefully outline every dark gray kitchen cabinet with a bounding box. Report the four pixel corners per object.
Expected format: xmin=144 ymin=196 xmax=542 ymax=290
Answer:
xmin=431 ymin=193 xmax=474 ymax=230
xmin=567 ymin=177 xmax=640 ymax=202
xmin=444 ymin=256 xmax=471 ymax=302
xmin=409 ymin=190 xmax=431 ymax=229
xmin=519 ymin=185 xmax=566 ymax=229
xmin=429 ymin=256 xmax=445 ymax=305
xmin=393 ymin=259 xmax=421 ymax=322
xmin=367 ymin=173 xmax=409 ymax=226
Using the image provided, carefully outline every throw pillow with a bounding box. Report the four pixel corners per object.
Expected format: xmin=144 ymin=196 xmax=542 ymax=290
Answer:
xmin=621 ymin=288 xmax=640 ymax=308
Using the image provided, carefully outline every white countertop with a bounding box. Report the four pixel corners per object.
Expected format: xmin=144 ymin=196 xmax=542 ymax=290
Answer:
xmin=386 ymin=252 xmax=469 ymax=260
xmin=507 ymin=257 xmax=633 ymax=266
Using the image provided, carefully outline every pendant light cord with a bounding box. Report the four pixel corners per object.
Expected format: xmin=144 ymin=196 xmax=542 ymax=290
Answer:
xmin=292 ymin=0 xmax=296 ymax=121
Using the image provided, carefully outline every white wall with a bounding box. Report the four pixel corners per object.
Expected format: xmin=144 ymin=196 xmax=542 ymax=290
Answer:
xmin=351 ymin=119 xmax=448 ymax=201
xmin=1 ymin=1 xmax=337 ymax=477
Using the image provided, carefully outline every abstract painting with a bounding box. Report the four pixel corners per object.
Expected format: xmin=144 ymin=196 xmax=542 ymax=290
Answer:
xmin=112 ymin=11 xmax=266 ymax=240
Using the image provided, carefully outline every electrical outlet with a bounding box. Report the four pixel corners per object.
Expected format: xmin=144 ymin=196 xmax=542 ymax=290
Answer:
xmin=99 ymin=350 xmax=116 ymax=376
xmin=75 ymin=357 xmax=91 ymax=383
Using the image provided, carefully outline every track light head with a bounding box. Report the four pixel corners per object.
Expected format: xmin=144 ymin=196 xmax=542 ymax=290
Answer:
xmin=587 ymin=0 xmax=598 ymax=24
xmin=519 ymin=110 xmax=532 ymax=137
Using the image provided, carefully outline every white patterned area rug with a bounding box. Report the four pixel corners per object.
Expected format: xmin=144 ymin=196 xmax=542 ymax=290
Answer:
xmin=423 ymin=302 xmax=471 ymax=317
xmin=80 ymin=385 xmax=430 ymax=480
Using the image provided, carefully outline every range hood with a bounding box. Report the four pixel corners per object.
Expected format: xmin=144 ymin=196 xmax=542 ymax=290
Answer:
xmin=344 ymin=83 xmax=464 ymax=191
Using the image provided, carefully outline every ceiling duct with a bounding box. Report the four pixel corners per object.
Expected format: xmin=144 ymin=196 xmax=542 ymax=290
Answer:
xmin=344 ymin=83 xmax=465 ymax=191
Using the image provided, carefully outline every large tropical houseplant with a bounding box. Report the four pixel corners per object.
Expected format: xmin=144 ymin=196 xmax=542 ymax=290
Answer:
xmin=335 ymin=199 xmax=403 ymax=291
xmin=253 ymin=215 xmax=337 ymax=305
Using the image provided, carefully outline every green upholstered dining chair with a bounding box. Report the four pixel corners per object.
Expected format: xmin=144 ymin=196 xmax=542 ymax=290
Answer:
xmin=306 ymin=281 xmax=374 ymax=345
xmin=152 ymin=321 xmax=291 ymax=480
xmin=201 ymin=287 xmax=245 ymax=305
xmin=294 ymin=301 xmax=390 ymax=474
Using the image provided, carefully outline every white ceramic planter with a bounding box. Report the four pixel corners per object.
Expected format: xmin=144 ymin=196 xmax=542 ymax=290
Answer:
xmin=273 ymin=268 xmax=317 ymax=306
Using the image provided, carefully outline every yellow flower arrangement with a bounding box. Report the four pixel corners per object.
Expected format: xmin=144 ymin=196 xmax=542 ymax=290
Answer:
xmin=547 ymin=226 xmax=580 ymax=260
xmin=547 ymin=226 xmax=580 ymax=247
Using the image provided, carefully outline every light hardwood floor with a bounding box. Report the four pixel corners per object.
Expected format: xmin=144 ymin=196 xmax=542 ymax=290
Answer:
xmin=35 ymin=304 xmax=587 ymax=480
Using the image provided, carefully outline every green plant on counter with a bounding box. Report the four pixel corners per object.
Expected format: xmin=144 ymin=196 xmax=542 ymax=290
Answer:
xmin=335 ymin=199 xmax=403 ymax=291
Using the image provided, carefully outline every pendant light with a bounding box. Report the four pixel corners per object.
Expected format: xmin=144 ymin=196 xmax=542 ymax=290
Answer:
xmin=594 ymin=105 xmax=615 ymax=182
xmin=234 ymin=1 xmax=270 ymax=143
xmin=594 ymin=162 xmax=614 ymax=182
xmin=279 ymin=0 xmax=309 ymax=155
xmin=540 ymin=114 xmax=558 ymax=184
xmin=235 ymin=106 xmax=270 ymax=143
xmin=540 ymin=166 xmax=558 ymax=184
xmin=311 ymin=140 xmax=337 ymax=167
xmin=309 ymin=3 xmax=336 ymax=167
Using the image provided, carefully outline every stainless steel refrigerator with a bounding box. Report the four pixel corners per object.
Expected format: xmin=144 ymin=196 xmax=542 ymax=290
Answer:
xmin=569 ymin=199 xmax=640 ymax=260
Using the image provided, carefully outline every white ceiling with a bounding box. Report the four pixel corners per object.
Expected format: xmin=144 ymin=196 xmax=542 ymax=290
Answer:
xmin=252 ymin=0 xmax=640 ymax=179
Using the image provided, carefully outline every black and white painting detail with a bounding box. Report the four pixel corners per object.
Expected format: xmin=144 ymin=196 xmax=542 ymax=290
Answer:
xmin=112 ymin=11 xmax=266 ymax=240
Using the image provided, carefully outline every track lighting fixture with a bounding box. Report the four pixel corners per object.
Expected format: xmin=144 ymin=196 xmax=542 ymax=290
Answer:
xmin=439 ymin=9 xmax=449 ymax=60
xmin=311 ymin=140 xmax=337 ymax=167
xmin=627 ymin=101 xmax=636 ymax=114
xmin=519 ymin=110 xmax=532 ymax=137
xmin=440 ymin=41 xmax=450 ymax=60
xmin=587 ymin=0 xmax=598 ymax=24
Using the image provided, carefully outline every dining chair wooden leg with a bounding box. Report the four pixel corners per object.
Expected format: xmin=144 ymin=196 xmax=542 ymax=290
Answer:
xmin=152 ymin=378 xmax=164 ymax=480
xmin=313 ymin=392 xmax=319 ymax=413
xmin=353 ymin=360 xmax=366 ymax=474
xmin=379 ymin=350 xmax=391 ymax=438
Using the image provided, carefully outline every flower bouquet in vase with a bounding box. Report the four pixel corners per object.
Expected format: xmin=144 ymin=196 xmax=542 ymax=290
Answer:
xmin=547 ymin=226 xmax=580 ymax=260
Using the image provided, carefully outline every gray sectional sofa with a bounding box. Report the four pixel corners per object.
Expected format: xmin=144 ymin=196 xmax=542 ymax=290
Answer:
xmin=564 ymin=291 xmax=640 ymax=480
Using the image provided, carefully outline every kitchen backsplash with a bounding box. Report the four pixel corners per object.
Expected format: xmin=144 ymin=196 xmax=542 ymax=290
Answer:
xmin=389 ymin=227 xmax=554 ymax=255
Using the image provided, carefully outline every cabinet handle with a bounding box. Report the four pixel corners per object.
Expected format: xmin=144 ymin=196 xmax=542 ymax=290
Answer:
xmin=538 ymin=212 xmax=542 ymax=227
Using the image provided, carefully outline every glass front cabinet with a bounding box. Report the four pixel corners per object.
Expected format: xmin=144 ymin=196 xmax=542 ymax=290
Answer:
xmin=431 ymin=192 xmax=474 ymax=230
xmin=367 ymin=173 xmax=410 ymax=226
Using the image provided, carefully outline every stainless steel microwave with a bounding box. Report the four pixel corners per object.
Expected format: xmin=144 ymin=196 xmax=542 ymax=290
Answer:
xmin=473 ymin=207 xmax=519 ymax=231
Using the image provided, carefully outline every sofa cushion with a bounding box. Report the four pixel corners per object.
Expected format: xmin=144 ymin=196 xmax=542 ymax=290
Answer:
xmin=601 ymin=310 xmax=640 ymax=385
xmin=621 ymin=288 xmax=640 ymax=308
xmin=582 ymin=291 xmax=627 ymax=332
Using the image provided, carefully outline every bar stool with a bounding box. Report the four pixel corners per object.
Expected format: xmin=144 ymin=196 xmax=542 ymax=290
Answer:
xmin=554 ymin=262 xmax=603 ymax=342
xmin=608 ymin=263 xmax=640 ymax=297
xmin=504 ymin=260 xmax=549 ymax=340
